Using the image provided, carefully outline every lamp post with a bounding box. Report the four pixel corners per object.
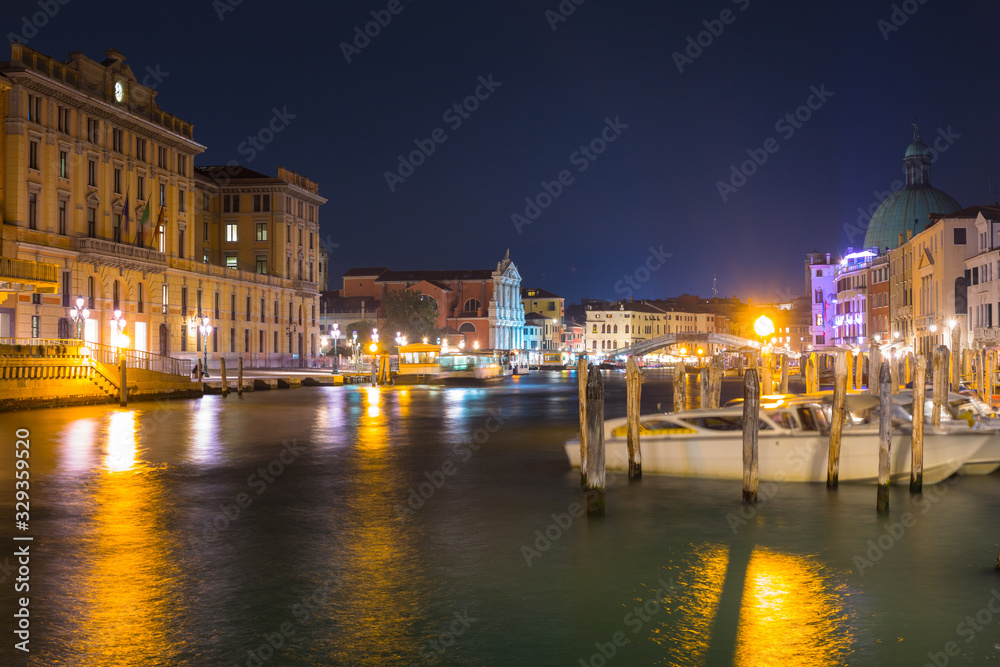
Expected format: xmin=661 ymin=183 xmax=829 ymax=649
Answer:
xmin=332 ymin=322 xmax=340 ymax=371
xmin=111 ymin=309 xmax=126 ymax=348
xmin=68 ymin=295 xmax=89 ymax=341
xmin=199 ymin=316 xmax=212 ymax=378
xmin=352 ymin=330 xmax=358 ymax=370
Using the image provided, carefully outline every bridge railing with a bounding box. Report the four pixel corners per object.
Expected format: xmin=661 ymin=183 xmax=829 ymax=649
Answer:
xmin=0 ymin=338 xmax=193 ymax=377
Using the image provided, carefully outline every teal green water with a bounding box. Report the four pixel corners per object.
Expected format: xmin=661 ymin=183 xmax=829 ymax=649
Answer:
xmin=1 ymin=370 xmax=999 ymax=666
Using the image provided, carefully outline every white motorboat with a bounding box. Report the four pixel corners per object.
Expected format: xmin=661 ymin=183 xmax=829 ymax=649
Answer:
xmin=892 ymin=389 xmax=1000 ymax=475
xmin=564 ymin=397 xmax=987 ymax=485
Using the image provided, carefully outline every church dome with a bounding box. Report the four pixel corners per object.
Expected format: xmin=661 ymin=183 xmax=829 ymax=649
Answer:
xmin=863 ymin=125 xmax=960 ymax=251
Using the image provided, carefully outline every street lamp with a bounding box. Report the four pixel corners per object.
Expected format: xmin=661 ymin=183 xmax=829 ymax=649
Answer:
xmin=68 ymin=295 xmax=89 ymax=341
xmin=199 ymin=316 xmax=212 ymax=378
xmin=111 ymin=309 xmax=127 ymax=348
xmin=331 ymin=322 xmax=340 ymax=368
xmin=352 ymin=330 xmax=358 ymax=369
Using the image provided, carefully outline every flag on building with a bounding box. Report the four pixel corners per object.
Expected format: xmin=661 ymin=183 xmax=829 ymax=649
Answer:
xmin=134 ymin=199 xmax=151 ymax=246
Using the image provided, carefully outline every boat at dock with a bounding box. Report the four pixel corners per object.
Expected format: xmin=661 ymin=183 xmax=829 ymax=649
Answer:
xmin=564 ymin=396 xmax=987 ymax=484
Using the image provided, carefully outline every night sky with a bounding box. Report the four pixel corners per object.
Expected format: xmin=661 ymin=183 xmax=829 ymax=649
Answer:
xmin=5 ymin=0 xmax=999 ymax=303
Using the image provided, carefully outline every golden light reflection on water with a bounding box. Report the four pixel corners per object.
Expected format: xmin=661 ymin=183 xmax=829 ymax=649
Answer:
xmin=733 ymin=548 xmax=851 ymax=666
xmin=71 ymin=410 xmax=184 ymax=663
xmin=327 ymin=388 xmax=422 ymax=663
xmin=655 ymin=543 xmax=730 ymax=665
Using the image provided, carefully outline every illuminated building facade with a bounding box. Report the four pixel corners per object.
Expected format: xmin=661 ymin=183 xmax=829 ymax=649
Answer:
xmin=0 ymin=45 xmax=322 ymax=366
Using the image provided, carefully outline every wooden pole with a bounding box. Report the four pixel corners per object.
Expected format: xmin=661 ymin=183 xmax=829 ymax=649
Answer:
xmin=742 ymin=367 xmax=759 ymax=505
xmin=699 ymin=367 xmax=708 ymax=408
xmin=221 ymin=357 xmax=229 ymax=397
xmin=809 ymin=352 xmax=819 ymax=392
xmin=828 ymin=350 xmax=847 ymax=488
xmin=761 ymin=352 xmax=773 ymax=395
xmin=876 ymin=360 xmax=892 ymax=513
xmin=119 ymin=353 xmax=127 ymax=407
xmin=869 ymin=346 xmax=881 ymax=395
xmin=911 ymin=354 xmax=926 ymax=494
xmin=932 ymin=347 xmax=945 ymax=427
xmin=855 ymin=352 xmax=865 ymax=392
xmin=961 ymin=348 xmax=971 ymax=387
xmin=578 ymin=357 xmax=588 ymax=489
xmin=238 ymin=356 xmax=244 ymax=396
xmin=845 ymin=349 xmax=854 ymax=391
xmin=626 ymin=357 xmax=642 ymax=480
xmin=951 ymin=346 xmax=960 ymax=392
xmin=779 ymin=353 xmax=788 ymax=394
xmin=709 ymin=354 xmax=723 ymax=409
xmin=906 ymin=351 xmax=912 ymax=385
xmin=890 ymin=349 xmax=900 ymax=394
xmin=672 ymin=361 xmax=686 ymax=413
xmin=585 ymin=365 xmax=605 ymax=514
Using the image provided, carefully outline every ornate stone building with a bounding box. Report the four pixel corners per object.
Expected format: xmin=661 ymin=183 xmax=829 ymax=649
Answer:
xmin=0 ymin=45 xmax=322 ymax=366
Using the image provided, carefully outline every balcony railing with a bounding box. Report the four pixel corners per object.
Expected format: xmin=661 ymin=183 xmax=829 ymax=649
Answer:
xmin=292 ymin=280 xmax=318 ymax=295
xmin=75 ymin=237 xmax=168 ymax=273
xmin=0 ymin=256 xmax=59 ymax=291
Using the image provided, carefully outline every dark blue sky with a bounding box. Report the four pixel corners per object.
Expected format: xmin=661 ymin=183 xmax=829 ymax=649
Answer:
xmin=5 ymin=0 xmax=998 ymax=303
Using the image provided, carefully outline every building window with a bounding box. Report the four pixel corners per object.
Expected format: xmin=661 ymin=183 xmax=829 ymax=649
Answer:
xmin=213 ymin=328 xmax=218 ymax=353
xmin=253 ymin=194 xmax=262 ymax=212
xmin=274 ymin=330 xmax=278 ymax=353
xmin=31 ymin=316 xmax=40 ymax=339
xmin=158 ymin=146 xmax=169 ymax=169
xmin=179 ymin=189 xmax=186 ymax=213
xmin=256 ymin=256 xmax=267 ymax=274
xmin=178 ymin=229 xmax=185 ymax=259
xmin=28 ymin=193 xmax=37 ymax=230
xmin=88 ymin=159 xmax=96 ymax=187
xmin=203 ymin=252 xmax=209 ymax=264
xmin=160 ymin=183 xmax=166 ymax=207
xmin=162 ymin=283 xmax=169 ymax=312
xmin=113 ymin=281 xmax=120 ymax=311
xmin=114 ymin=167 xmax=122 ymax=194
xmin=226 ymin=255 xmax=237 ymax=269
xmin=230 ymin=328 xmax=236 ymax=353
xmin=178 ymin=154 xmax=187 ymax=176
xmin=136 ymin=138 xmax=147 ymax=162
xmin=203 ymin=193 xmax=209 ymax=211
xmin=59 ymin=150 xmax=68 ymax=178
xmin=223 ymin=195 xmax=230 ymax=213
xmin=62 ymin=272 xmax=71 ymax=308
xmin=261 ymin=297 xmax=266 ymax=323
xmin=57 ymin=106 xmax=70 ymax=133
xmin=138 ymin=175 xmax=145 ymax=200
xmin=954 ymin=227 xmax=967 ymax=245
xmin=88 ymin=277 xmax=95 ymax=309
xmin=204 ymin=221 xmax=210 ymax=241
xmin=26 ymin=94 xmax=41 ymax=122
xmin=256 ymin=223 xmax=267 ymax=241
xmin=113 ymin=213 xmax=122 ymax=242
xmin=215 ymin=292 xmax=220 ymax=320
xmin=86 ymin=118 xmax=100 ymax=143
xmin=181 ymin=287 xmax=188 ymax=316
xmin=274 ymin=299 xmax=279 ymax=323
xmin=259 ymin=330 xmax=264 ymax=353
xmin=138 ymin=284 xmax=144 ymax=314
xmin=29 ymin=141 xmax=38 ymax=170
xmin=246 ymin=295 xmax=251 ymax=322
xmin=245 ymin=329 xmax=250 ymax=353
xmin=112 ymin=128 xmax=124 ymax=153
xmin=231 ymin=293 xmax=236 ymax=320
xmin=226 ymin=223 xmax=238 ymax=242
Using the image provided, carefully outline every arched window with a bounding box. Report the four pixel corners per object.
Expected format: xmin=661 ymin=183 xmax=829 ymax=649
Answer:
xmin=464 ymin=298 xmax=481 ymax=313
xmin=613 ymin=325 xmax=618 ymax=334
xmin=601 ymin=323 xmax=606 ymax=334
xmin=815 ymin=289 xmax=823 ymax=304
xmin=137 ymin=284 xmax=144 ymax=314
xmin=624 ymin=325 xmax=629 ymax=334
xmin=816 ymin=270 xmax=823 ymax=277
xmin=88 ymin=276 xmax=95 ymax=309
xmin=459 ymin=323 xmax=476 ymax=333
xmin=113 ymin=281 xmax=120 ymax=311
xmin=601 ymin=340 xmax=606 ymax=349
xmin=592 ymin=340 xmax=597 ymax=350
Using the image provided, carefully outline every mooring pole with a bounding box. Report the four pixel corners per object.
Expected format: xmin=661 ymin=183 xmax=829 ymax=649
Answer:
xmin=585 ymin=365 xmax=605 ymax=514
xmin=238 ymin=356 xmax=244 ymax=396
xmin=742 ymin=368 xmax=760 ymax=504
xmin=221 ymin=357 xmax=229 ymax=397
xmin=876 ymin=360 xmax=892 ymax=513
xmin=828 ymin=350 xmax=848 ymax=488
xmin=699 ymin=367 xmax=708 ymax=409
xmin=577 ymin=357 xmax=588 ymax=489
xmin=932 ymin=347 xmax=946 ymax=427
xmin=626 ymin=357 xmax=642 ymax=480
xmin=779 ymin=354 xmax=789 ymax=394
xmin=673 ymin=361 xmax=686 ymax=413
xmin=709 ymin=354 xmax=723 ymax=409
xmin=119 ymin=353 xmax=128 ymax=407
xmin=911 ymin=354 xmax=926 ymax=494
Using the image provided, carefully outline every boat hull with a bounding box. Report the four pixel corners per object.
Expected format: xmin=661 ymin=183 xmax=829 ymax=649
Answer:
xmin=564 ymin=429 xmax=985 ymax=484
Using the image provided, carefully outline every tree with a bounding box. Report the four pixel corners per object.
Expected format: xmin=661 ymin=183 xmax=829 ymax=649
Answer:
xmin=382 ymin=290 xmax=439 ymax=344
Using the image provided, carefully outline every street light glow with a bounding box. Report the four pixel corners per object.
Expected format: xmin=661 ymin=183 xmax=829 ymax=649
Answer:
xmin=754 ymin=315 xmax=775 ymax=338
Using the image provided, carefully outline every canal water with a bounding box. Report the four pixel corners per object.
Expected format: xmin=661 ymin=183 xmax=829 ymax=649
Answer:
xmin=1 ymin=370 xmax=1000 ymax=666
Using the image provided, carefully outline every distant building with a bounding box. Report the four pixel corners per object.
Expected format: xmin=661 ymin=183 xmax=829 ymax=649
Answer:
xmin=962 ymin=206 xmax=1000 ymax=348
xmin=521 ymin=287 xmax=564 ymax=350
xmin=340 ymin=251 xmax=525 ymax=350
xmin=805 ymin=252 xmax=836 ymax=349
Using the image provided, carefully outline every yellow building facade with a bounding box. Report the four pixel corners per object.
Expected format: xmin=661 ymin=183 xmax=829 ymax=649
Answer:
xmin=0 ymin=45 xmax=323 ymax=367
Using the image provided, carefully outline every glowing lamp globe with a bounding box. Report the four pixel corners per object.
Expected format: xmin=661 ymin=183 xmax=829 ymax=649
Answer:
xmin=754 ymin=315 xmax=775 ymax=338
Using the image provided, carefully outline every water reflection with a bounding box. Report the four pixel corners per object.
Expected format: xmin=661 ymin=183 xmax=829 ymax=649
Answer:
xmin=61 ymin=418 xmax=98 ymax=472
xmin=188 ymin=397 xmax=223 ymax=464
xmin=70 ymin=409 xmax=184 ymax=663
xmin=734 ymin=548 xmax=851 ymax=666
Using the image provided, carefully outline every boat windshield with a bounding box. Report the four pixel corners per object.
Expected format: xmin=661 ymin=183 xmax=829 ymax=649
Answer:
xmin=680 ymin=416 xmax=772 ymax=431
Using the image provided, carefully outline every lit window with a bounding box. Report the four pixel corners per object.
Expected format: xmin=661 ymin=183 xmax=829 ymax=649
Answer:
xmin=226 ymin=256 xmax=238 ymax=269
xmin=227 ymin=223 xmax=238 ymax=242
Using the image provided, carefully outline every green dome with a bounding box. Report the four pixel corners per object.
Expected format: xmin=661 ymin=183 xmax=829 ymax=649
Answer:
xmin=904 ymin=139 xmax=932 ymax=160
xmin=863 ymin=186 xmax=961 ymax=251
xmin=862 ymin=125 xmax=961 ymax=251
